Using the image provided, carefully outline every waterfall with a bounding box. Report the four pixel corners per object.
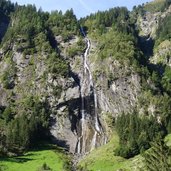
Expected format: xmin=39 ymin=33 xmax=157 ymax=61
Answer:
xmin=76 ymin=27 xmax=105 ymax=155
xmin=83 ymin=38 xmax=101 ymax=135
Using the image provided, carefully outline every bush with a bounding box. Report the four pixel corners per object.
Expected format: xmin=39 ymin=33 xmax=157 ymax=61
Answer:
xmin=38 ymin=162 xmax=52 ymax=171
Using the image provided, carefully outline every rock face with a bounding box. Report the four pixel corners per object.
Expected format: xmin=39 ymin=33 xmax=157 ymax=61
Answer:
xmin=138 ymin=5 xmax=171 ymax=38
xmin=49 ymin=34 xmax=141 ymax=154
xmin=1 ymin=1 xmax=171 ymax=163
xmin=50 ymin=34 xmax=107 ymax=154
xmin=75 ymin=34 xmax=106 ymax=154
xmin=89 ymin=55 xmax=140 ymax=116
xmin=137 ymin=5 xmax=171 ymax=65
xmin=0 ymin=30 xmax=141 ymax=155
xmin=150 ymin=40 xmax=171 ymax=66
xmin=97 ymin=74 xmax=140 ymax=116
xmin=138 ymin=11 xmax=160 ymax=37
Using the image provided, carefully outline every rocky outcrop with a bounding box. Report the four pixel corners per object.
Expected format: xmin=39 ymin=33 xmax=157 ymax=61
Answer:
xmin=150 ymin=40 xmax=171 ymax=66
xmin=50 ymin=34 xmax=107 ymax=154
xmin=0 ymin=31 xmax=141 ymax=156
xmin=136 ymin=5 xmax=171 ymax=66
xmin=138 ymin=5 xmax=171 ymax=38
xmin=138 ymin=11 xmax=160 ymax=38
xmin=49 ymin=75 xmax=80 ymax=153
xmin=88 ymin=45 xmax=141 ymax=117
xmin=97 ymin=73 xmax=140 ymax=116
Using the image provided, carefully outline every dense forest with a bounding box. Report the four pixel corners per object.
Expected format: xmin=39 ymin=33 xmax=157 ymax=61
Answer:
xmin=0 ymin=0 xmax=78 ymax=155
xmin=0 ymin=0 xmax=171 ymax=171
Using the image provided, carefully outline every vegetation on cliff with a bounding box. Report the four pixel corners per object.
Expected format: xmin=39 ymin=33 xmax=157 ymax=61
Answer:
xmin=0 ymin=0 xmax=171 ymax=171
xmin=0 ymin=1 xmax=79 ymax=156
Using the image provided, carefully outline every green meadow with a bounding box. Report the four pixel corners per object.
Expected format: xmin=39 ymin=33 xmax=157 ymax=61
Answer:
xmin=0 ymin=145 xmax=71 ymax=171
xmin=2 ymin=133 xmax=171 ymax=171
xmin=78 ymin=132 xmax=145 ymax=171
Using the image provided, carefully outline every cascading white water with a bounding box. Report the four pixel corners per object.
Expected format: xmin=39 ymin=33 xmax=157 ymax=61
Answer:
xmin=76 ymin=28 xmax=103 ymax=154
xmin=84 ymin=39 xmax=101 ymax=135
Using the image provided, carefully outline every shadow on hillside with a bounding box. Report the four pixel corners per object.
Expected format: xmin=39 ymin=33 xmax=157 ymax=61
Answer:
xmin=138 ymin=36 xmax=154 ymax=59
xmin=0 ymin=142 xmax=67 ymax=164
xmin=0 ymin=157 xmax=33 ymax=163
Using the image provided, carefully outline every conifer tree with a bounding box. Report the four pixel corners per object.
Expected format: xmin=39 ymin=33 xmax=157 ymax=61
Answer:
xmin=143 ymin=140 xmax=171 ymax=171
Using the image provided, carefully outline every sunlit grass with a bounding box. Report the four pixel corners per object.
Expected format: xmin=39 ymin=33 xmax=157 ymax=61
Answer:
xmin=78 ymin=132 xmax=144 ymax=171
xmin=0 ymin=145 xmax=71 ymax=171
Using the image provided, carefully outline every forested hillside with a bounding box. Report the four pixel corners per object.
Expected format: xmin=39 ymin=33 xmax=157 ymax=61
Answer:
xmin=0 ymin=0 xmax=80 ymax=155
xmin=79 ymin=0 xmax=171 ymax=163
xmin=0 ymin=0 xmax=171 ymax=171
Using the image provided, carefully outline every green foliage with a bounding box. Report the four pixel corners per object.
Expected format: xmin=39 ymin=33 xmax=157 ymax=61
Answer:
xmin=79 ymin=132 xmax=145 ymax=171
xmin=66 ymin=38 xmax=85 ymax=57
xmin=151 ymin=71 xmax=161 ymax=87
xmin=0 ymin=96 xmax=51 ymax=155
xmin=2 ymin=107 xmax=13 ymax=123
xmin=6 ymin=115 xmax=30 ymax=154
xmin=0 ymin=1 xmax=170 ymax=168
xmin=38 ymin=162 xmax=52 ymax=171
xmin=156 ymin=14 xmax=171 ymax=43
xmin=0 ymin=0 xmax=16 ymax=20
xmin=132 ymin=5 xmax=145 ymax=17
xmin=81 ymin=7 xmax=135 ymax=35
xmin=1 ymin=70 xmax=12 ymax=89
xmin=12 ymin=5 xmax=44 ymax=37
xmin=67 ymin=46 xmax=79 ymax=57
xmin=144 ymin=0 xmax=171 ymax=13
xmin=115 ymin=113 xmax=165 ymax=158
xmin=77 ymin=166 xmax=92 ymax=171
xmin=48 ymin=9 xmax=79 ymax=39
xmin=1 ymin=4 xmax=79 ymax=53
xmin=143 ymin=140 xmax=171 ymax=171
xmin=0 ymin=56 xmax=16 ymax=89
xmin=1 ymin=4 xmax=48 ymax=52
xmin=137 ymin=88 xmax=171 ymax=135
xmin=162 ymin=66 xmax=171 ymax=94
xmin=80 ymin=7 xmax=143 ymax=71
xmin=1 ymin=68 xmax=15 ymax=89
xmin=48 ymin=53 xmax=69 ymax=78
xmin=0 ymin=2 xmax=80 ymax=156
xmin=62 ymin=160 xmax=72 ymax=171
xmin=97 ymin=29 xmax=138 ymax=64
xmin=0 ymin=146 xmax=72 ymax=171
xmin=90 ymin=28 xmax=141 ymax=71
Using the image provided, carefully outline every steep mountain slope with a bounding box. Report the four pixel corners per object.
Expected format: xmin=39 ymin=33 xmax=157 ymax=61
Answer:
xmin=0 ymin=0 xmax=171 ymax=171
xmin=77 ymin=2 xmax=171 ymax=170
xmin=0 ymin=3 xmax=142 ymax=157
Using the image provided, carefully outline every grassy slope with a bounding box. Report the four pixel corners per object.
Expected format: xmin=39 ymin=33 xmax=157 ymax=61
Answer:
xmin=144 ymin=0 xmax=166 ymax=13
xmin=0 ymin=145 xmax=71 ymax=171
xmin=78 ymin=132 xmax=145 ymax=171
